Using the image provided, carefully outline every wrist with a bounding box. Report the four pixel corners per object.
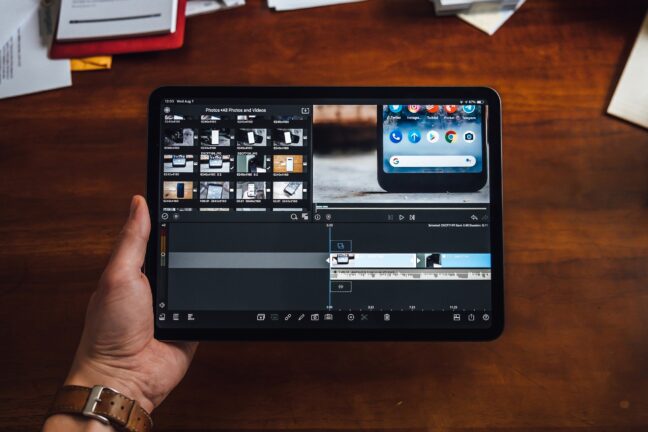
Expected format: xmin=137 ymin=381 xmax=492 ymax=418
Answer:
xmin=65 ymin=357 xmax=155 ymax=414
xmin=43 ymin=414 xmax=116 ymax=432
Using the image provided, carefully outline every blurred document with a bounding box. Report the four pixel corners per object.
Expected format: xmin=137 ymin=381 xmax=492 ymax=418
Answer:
xmin=458 ymin=0 xmax=525 ymax=35
xmin=57 ymin=0 xmax=178 ymax=41
xmin=0 ymin=0 xmax=37 ymax=45
xmin=268 ymin=0 xmax=365 ymax=11
xmin=0 ymin=4 xmax=72 ymax=100
xmin=608 ymin=12 xmax=648 ymax=129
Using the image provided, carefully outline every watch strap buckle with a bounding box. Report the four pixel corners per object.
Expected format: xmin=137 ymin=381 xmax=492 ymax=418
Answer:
xmin=82 ymin=385 xmax=111 ymax=424
xmin=48 ymin=384 xmax=153 ymax=432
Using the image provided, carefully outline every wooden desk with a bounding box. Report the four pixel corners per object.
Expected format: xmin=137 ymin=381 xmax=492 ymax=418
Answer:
xmin=1 ymin=0 xmax=647 ymax=430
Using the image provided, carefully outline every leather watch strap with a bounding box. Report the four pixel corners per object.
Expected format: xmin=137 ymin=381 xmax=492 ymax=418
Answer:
xmin=48 ymin=385 xmax=153 ymax=432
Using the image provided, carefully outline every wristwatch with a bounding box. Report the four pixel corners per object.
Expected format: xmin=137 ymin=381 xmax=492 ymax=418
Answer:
xmin=48 ymin=385 xmax=153 ymax=432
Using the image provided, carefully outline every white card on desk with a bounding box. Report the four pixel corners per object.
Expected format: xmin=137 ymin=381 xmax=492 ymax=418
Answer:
xmin=457 ymin=0 xmax=525 ymax=35
xmin=56 ymin=0 xmax=178 ymax=41
xmin=608 ymin=12 xmax=648 ymax=129
xmin=0 ymin=6 xmax=71 ymax=100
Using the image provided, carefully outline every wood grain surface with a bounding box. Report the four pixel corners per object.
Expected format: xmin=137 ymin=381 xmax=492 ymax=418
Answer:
xmin=1 ymin=0 xmax=647 ymax=430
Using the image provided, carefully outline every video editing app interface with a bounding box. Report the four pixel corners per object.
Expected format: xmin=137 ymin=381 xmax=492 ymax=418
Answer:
xmin=157 ymin=99 xmax=493 ymax=329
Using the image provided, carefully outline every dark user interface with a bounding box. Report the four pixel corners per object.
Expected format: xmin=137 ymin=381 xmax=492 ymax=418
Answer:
xmin=157 ymin=100 xmax=493 ymax=329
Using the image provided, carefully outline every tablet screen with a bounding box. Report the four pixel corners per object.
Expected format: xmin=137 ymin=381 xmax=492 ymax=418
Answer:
xmin=151 ymin=89 xmax=502 ymax=339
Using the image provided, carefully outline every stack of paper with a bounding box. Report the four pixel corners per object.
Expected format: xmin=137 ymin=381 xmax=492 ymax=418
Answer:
xmin=187 ymin=0 xmax=245 ymax=17
xmin=430 ymin=0 xmax=518 ymax=15
xmin=268 ymin=0 xmax=365 ymax=12
xmin=0 ymin=0 xmax=71 ymax=100
xmin=430 ymin=0 xmax=519 ymax=16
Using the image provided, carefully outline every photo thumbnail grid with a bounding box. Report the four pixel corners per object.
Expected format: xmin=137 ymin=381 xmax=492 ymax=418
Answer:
xmin=161 ymin=116 xmax=310 ymax=213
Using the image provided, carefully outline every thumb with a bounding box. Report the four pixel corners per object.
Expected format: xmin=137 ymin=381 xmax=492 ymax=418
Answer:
xmin=105 ymin=195 xmax=151 ymax=277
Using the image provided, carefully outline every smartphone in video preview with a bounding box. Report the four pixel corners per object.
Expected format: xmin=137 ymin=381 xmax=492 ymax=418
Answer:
xmin=284 ymin=181 xmax=300 ymax=196
xmin=282 ymin=131 xmax=299 ymax=145
xmin=246 ymin=183 xmax=256 ymax=198
xmin=378 ymin=104 xmax=488 ymax=192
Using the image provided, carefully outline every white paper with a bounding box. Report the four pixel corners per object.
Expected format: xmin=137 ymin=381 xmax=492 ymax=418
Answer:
xmin=457 ymin=0 xmax=525 ymax=35
xmin=608 ymin=12 xmax=648 ymax=129
xmin=56 ymin=0 xmax=178 ymax=41
xmin=0 ymin=7 xmax=72 ymax=100
xmin=268 ymin=0 xmax=365 ymax=12
xmin=0 ymin=0 xmax=39 ymax=46
xmin=187 ymin=0 xmax=245 ymax=17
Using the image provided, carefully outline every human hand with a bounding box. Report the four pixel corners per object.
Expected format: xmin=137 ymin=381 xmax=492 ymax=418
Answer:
xmin=63 ymin=195 xmax=197 ymax=414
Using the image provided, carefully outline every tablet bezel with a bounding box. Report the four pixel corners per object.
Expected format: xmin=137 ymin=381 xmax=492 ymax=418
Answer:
xmin=147 ymin=86 xmax=504 ymax=341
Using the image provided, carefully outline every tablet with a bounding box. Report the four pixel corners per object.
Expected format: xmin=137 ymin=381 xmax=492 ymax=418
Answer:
xmin=147 ymin=87 xmax=504 ymax=340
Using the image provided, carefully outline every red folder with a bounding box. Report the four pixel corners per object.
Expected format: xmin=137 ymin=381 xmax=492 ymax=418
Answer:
xmin=50 ymin=0 xmax=186 ymax=59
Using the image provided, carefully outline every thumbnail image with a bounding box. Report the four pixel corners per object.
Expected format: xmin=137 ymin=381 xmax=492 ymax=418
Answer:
xmin=236 ymin=115 xmax=262 ymax=121
xmin=236 ymin=128 xmax=267 ymax=147
xmin=163 ymin=154 xmax=194 ymax=173
xmin=274 ymin=114 xmax=306 ymax=122
xmin=200 ymin=152 xmax=232 ymax=173
xmin=163 ymin=112 xmax=199 ymax=122
xmin=200 ymin=128 xmax=233 ymax=146
xmin=273 ymin=181 xmax=304 ymax=200
xmin=201 ymin=114 xmax=221 ymax=121
xmin=236 ymin=181 xmax=266 ymax=200
xmin=273 ymin=155 xmax=304 ymax=173
xmin=332 ymin=253 xmax=355 ymax=265
xmin=312 ymin=105 xmax=489 ymax=204
xmin=200 ymin=181 xmax=230 ymax=200
xmin=272 ymin=128 xmax=303 ymax=147
xmin=425 ymin=253 xmax=442 ymax=268
xmin=163 ymin=128 xmax=197 ymax=147
xmin=237 ymin=152 xmax=268 ymax=173
xmin=163 ymin=181 xmax=193 ymax=200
